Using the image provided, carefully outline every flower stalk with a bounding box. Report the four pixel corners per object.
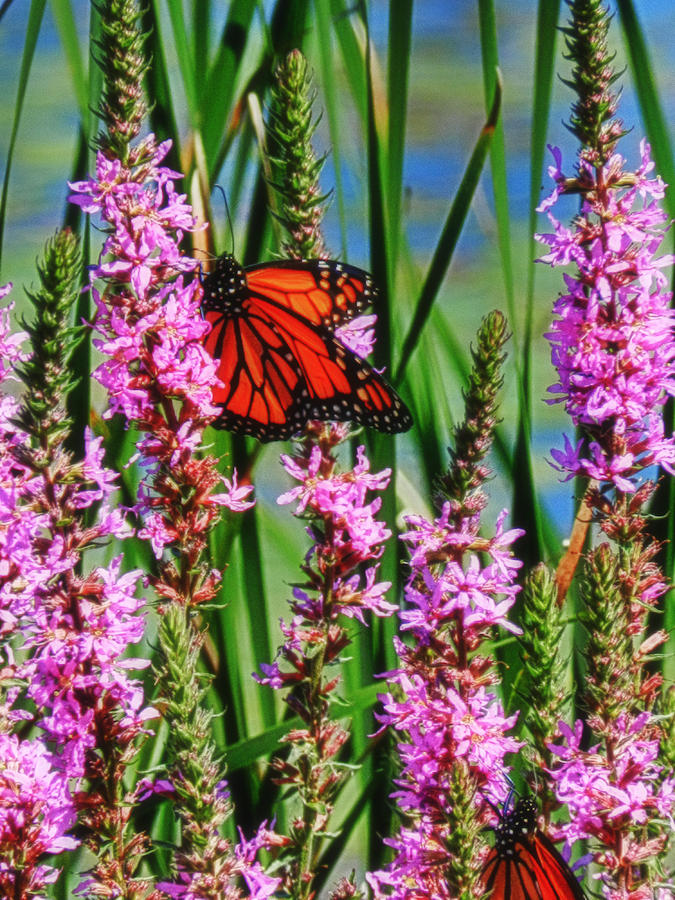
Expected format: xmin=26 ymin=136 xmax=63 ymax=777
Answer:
xmin=537 ymin=3 xmax=675 ymax=895
xmin=0 ymin=231 xmax=157 ymax=898
xmin=258 ymin=425 xmax=396 ymax=900
xmin=68 ymin=1 xmax=274 ymax=896
xmin=257 ymin=49 xmax=403 ymax=898
xmin=368 ymin=312 xmax=523 ymax=900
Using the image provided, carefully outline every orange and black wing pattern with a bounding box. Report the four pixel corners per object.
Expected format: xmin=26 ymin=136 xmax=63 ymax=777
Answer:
xmin=201 ymin=255 xmax=413 ymax=442
xmin=481 ymin=799 xmax=586 ymax=900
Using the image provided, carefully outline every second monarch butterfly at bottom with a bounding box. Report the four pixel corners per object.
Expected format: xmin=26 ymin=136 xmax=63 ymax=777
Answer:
xmin=481 ymin=796 xmax=587 ymax=900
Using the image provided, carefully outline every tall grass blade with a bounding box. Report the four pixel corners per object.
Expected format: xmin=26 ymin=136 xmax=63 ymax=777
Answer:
xmin=161 ymin=0 xmax=198 ymax=118
xmin=143 ymin=3 xmax=182 ymax=167
xmin=0 ymin=0 xmax=47 ymax=273
xmin=49 ymin=0 xmax=88 ymax=123
xmin=385 ymin=0 xmax=413 ymax=273
xmin=202 ymin=0 xmax=257 ymax=163
xmin=192 ymin=0 xmax=210 ymax=98
xmin=328 ymin=0 xmax=367 ymax=123
xmin=508 ymin=0 xmax=561 ymax=572
xmin=477 ymin=0 xmax=514 ymax=319
xmin=64 ymin=7 xmax=100 ymax=458
xmin=394 ymin=79 xmax=501 ymax=386
xmin=313 ymin=0 xmax=348 ymax=255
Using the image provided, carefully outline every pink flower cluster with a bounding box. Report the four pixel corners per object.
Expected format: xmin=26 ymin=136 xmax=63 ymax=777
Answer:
xmin=550 ymin=716 xmax=675 ymax=843
xmin=158 ymin=822 xmax=282 ymax=900
xmin=258 ymin=433 xmax=396 ymax=690
xmin=0 ymin=734 xmax=78 ymax=897
xmin=69 ymin=139 xmax=253 ymax=560
xmin=367 ymin=503 xmax=524 ymax=899
xmin=0 ymin=285 xmax=154 ymax=893
xmin=548 ymin=714 xmax=674 ymax=890
xmin=276 ymin=438 xmax=397 ymax=623
xmin=68 ymin=135 xmax=266 ymax=894
xmin=537 ymin=141 xmax=675 ymax=490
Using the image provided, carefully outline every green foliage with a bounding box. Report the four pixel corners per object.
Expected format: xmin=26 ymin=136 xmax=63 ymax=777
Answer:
xmin=266 ymin=50 xmax=329 ymax=260
xmin=2 ymin=1 xmax=675 ymax=894
xmin=517 ymin=564 xmax=569 ymax=801
xmin=16 ymin=228 xmax=83 ymax=451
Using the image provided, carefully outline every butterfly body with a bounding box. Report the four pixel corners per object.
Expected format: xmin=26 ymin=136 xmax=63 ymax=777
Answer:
xmin=482 ymin=798 xmax=586 ymax=900
xmin=201 ymin=255 xmax=412 ymax=442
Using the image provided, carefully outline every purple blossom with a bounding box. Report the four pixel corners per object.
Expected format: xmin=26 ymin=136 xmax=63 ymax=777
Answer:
xmin=156 ymin=821 xmax=282 ymax=900
xmin=335 ymin=313 xmax=377 ymax=358
xmin=0 ymin=733 xmax=79 ymax=897
xmin=256 ymin=428 xmax=397 ymax=893
xmin=276 ymin=441 xmax=393 ymax=616
xmin=547 ymin=715 xmax=674 ymax=848
xmin=368 ymin=499 xmax=524 ymax=897
xmin=537 ymin=141 xmax=675 ymax=490
xmin=71 ymin=137 xmax=252 ymax=581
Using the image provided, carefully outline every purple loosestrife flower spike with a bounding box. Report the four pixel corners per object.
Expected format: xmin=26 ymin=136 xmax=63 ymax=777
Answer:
xmin=368 ymin=312 xmax=524 ymax=900
xmin=538 ymin=4 xmax=675 ymax=895
xmin=258 ymin=425 xmax=396 ymax=900
xmin=255 ymin=51 xmax=395 ymax=900
xmin=0 ymin=233 xmax=157 ymax=897
xmin=70 ymin=2 xmax=274 ymax=895
xmin=539 ymin=139 xmax=675 ymax=492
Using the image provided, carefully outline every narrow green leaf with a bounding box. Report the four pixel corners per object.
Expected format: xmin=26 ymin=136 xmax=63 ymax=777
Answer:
xmin=269 ymin=0 xmax=311 ymax=57
xmin=526 ymin=0 xmax=561 ymax=332
xmin=202 ymin=0 xmax=257 ymax=162
xmin=328 ymin=0 xmax=367 ymax=123
xmin=508 ymin=0 xmax=561 ymax=583
xmin=143 ymin=2 xmax=182 ymax=164
xmin=313 ymin=0 xmax=349 ymax=255
xmin=385 ymin=0 xmax=413 ymax=271
xmin=234 ymin=508 xmax=276 ymax=728
xmin=160 ymin=0 xmax=198 ymax=120
xmin=364 ymin=6 xmax=391 ymax=372
xmin=193 ymin=0 xmax=210 ymax=96
xmin=49 ymin=0 xmax=89 ymax=123
xmin=394 ymin=79 xmax=502 ymax=385
xmin=477 ymin=0 xmax=514 ymax=320
xmin=0 ymin=0 xmax=47 ymax=273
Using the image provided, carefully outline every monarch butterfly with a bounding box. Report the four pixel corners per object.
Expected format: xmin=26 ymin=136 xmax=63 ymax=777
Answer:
xmin=200 ymin=254 xmax=413 ymax=442
xmin=481 ymin=797 xmax=587 ymax=900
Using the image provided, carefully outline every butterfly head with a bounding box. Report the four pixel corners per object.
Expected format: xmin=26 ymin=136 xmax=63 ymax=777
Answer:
xmin=494 ymin=798 xmax=537 ymax=858
xmin=202 ymin=253 xmax=248 ymax=312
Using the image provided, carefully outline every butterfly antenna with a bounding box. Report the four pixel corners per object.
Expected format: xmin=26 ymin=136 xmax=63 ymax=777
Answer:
xmin=214 ymin=185 xmax=235 ymax=255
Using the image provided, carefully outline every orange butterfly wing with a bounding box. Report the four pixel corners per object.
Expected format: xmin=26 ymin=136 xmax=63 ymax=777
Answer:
xmin=481 ymin=799 xmax=586 ymax=900
xmin=201 ymin=256 xmax=412 ymax=442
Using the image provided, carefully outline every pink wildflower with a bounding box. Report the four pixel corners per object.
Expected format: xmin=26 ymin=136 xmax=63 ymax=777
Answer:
xmin=537 ymin=141 xmax=675 ymax=490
